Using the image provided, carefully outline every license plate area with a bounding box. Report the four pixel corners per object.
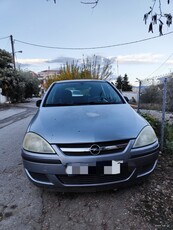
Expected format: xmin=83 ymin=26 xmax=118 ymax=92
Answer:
xmin=66 ymin=160 xmax=123 ymax=175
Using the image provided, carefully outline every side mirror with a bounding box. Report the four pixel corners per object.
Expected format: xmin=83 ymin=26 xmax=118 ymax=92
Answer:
xmin=36 ymin=99 xmax=42 ymax=107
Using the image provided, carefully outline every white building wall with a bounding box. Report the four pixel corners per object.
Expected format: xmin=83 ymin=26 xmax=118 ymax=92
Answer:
xmin=0 ymin=88 xmax=7 ymax=103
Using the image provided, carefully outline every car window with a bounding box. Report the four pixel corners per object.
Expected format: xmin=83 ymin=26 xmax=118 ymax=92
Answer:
xmin=43 ymin=81 xmax=124 ymax=106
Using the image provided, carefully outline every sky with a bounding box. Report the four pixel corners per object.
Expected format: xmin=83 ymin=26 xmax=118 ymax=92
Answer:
xmin=1 ymin=0 xmax=173 ymax=85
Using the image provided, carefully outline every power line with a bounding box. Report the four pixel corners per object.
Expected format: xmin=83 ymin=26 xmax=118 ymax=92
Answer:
xmin=0 ymin=36 xmax=9 ymax=40
xmin=15 ymin=31 xmax=173 ymax=50
xmin=147 ymin=53 xmax=173 ymax=78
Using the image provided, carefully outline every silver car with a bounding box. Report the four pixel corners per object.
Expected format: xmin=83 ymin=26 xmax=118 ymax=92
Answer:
xmin=22 ymin=80 xmax=159 ymax=192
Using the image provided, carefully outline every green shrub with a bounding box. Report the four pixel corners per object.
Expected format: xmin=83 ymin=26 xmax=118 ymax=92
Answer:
xmin=142 ymin=113 xmax=173 ymax=154
xmin=1 ymin=70 xmax=40 ymax=103
xmin=165 ymin=123 xmax=173 ymax=154
xmin=141 ymin=113 xmax=161 ymax=138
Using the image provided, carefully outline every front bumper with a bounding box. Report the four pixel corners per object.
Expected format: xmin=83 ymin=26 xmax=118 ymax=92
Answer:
xmin=21 ymin=140 xmax=159 ymax=192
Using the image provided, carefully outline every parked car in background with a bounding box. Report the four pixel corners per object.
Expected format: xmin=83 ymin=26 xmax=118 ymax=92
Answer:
xmin=22 ymin=80 xmax=159 ymax=192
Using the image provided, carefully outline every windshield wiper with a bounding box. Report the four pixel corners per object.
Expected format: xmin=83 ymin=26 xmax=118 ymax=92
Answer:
xmin=87 ymin=101 xmax=117 ymax=105
xmin=44 ymin=101 xmax=119 ymax=107
xmin=44 ymin=103 xmax=74 ymax=107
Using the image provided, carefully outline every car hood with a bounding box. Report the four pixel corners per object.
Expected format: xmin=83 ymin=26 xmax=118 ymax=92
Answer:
xmin=28 ymin=104 xmax=148 ymax=144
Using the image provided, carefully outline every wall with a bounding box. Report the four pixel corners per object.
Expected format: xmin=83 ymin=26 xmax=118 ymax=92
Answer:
xmin=0 ymin=88 xmax=7 ymax=103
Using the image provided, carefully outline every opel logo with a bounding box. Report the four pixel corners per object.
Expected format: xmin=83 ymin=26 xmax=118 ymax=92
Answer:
xmin=89 ymin=144 xmax=101 ymax=155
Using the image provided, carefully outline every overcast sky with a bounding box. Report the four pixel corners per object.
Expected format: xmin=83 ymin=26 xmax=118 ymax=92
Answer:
xmin=1 ymin=0 xmax=173 ymax=84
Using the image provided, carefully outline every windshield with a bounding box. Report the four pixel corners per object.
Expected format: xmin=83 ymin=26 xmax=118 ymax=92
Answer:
xmin=43 ymin=81 xmax=124 ymax=107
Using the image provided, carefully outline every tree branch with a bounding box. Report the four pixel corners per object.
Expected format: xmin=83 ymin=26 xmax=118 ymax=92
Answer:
xmin=47 ymin=0 xmax=56 ymax=3
xmin=80 ymin=0 xmax=100 ymax=8
xmin=144 ymin=0 xmax=172 ymax=35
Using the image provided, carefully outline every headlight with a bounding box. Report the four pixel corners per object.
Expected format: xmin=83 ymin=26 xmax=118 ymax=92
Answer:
xmin=23 ymin=132 xmax=55 ymax=153
xmin=133 ymin=126 xmax=157 ymax=148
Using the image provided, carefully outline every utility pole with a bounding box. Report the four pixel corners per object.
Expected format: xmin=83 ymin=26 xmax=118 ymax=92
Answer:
xmin=10 ymin=35 xmax=15 ymax=69
xmin=136 ymin=78 xmax=142 ymax=113
xmin=161 ymin=78 xmax=167 ymax=152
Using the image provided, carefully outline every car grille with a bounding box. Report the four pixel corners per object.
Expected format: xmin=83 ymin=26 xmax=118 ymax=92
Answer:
xmin=57 ymin=140 xmax=129 ymax=156
xmin=58 ymin=163 xmax=133 ymax=185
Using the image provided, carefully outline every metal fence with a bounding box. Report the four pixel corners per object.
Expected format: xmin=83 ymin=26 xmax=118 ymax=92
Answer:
xmin=136 ymin=74 xmax=173 ymax=152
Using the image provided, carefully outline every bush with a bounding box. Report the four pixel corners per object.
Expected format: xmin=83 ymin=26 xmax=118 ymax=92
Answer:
xmin=1 ymin=70 xmax=40 ymax=103
xmin=140 ymin=85 xmax=162 ymax=104
xmin=141 ymin=113 xmax=161 ymax=138
xmin=45 ymin=56 xmax=112 ymax=89
xmin=167 ymin=78 xmax=173 ymax=112
xmin=142 ymin=113 xmax=173 ymax=154
xmin=165 ymin=123 xmax=173 ymax=154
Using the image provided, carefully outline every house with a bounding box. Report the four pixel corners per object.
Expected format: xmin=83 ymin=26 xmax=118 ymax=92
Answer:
xmin=38 ymin=69 xmax=60 ymax=79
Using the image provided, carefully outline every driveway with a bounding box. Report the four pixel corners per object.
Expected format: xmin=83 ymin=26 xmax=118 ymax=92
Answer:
xmin=0 ymin=99 xmax=172 ymax=230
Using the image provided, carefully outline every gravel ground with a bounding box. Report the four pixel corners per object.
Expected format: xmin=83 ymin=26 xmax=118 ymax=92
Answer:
xmin=140 ymin=109 xmax=173 ymax=123
xmin=38 ymin=152 xmax=173 ymax=230
xmin=130 ymin=152 xmax=173 ymax=230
